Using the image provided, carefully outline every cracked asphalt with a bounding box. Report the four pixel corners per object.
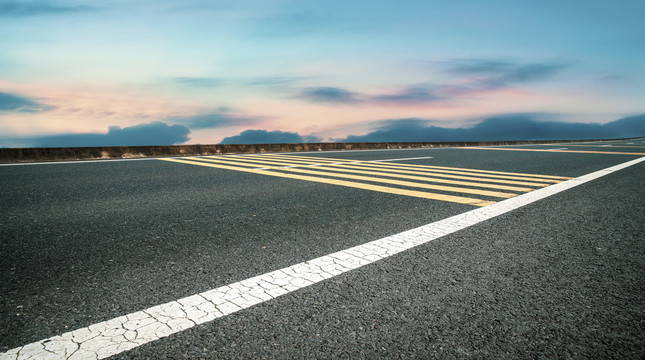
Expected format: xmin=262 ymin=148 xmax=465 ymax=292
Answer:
xmin=1 ymin=143 xmax=644 ymax=359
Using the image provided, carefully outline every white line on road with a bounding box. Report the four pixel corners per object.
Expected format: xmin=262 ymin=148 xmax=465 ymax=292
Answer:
xmin=2 ymin=156 xmax=644 ymax=360
xmin=0 ymin=157 xmax=157 ymax=166
xmin=372 ymin=156 xmax=434 ymax=162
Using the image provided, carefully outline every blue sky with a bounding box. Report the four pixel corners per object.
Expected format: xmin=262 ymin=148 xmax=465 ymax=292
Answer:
xmin=1 ymin=0 xmax=644 ymax=146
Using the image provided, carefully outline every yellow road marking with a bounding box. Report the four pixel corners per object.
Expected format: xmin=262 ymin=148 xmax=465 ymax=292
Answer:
xmin=192 ymin=158 xmax=517 ymax=198
xmin=195 ymin=156 xmax=538 ymax=192
xmin=248 ymin=154 xmax=353 ymax=163
xmin=161 ymin=158 xmax=496 ymax=206
xmin=226 ymin=154 xmax=344 ymax=166
xmin=205 ymin=155 xmax=348 ymax=168
xmin=226 ymin=154 xmax=559 ymax=185
xmin=324 ymin=160 xmax=561 ymax=183
xmin=320 ymin=163 xmax=552 ymax=187
xmin=256 ymin=153 xmax=572 ymax=180
xmin=462 ymin=147 xmax=645 ymax=156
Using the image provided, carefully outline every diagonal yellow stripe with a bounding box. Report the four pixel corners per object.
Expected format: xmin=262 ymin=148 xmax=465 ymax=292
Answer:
xmin=223 ymin=154 xmax=340 ymax=166
xmin=192 ymin=156 xmax=537 ymax=192
xmin=260 ymin=154 xmax=572 ymax=180
xmin=222 ymin=154 xmax=568 ymax=184
xmin=161 ymin=158 xmax=496 ymax=206
xmin=320 ymin=163 xmax=552 ymax=187
xmin=208 ymin=155 xmax=345 ymax=168
xmin=251 ymin=153 xmax=349 ymax=162
xmin=193 ymin=158 xmax=517 ymax=198
xmin=322 ymin=160 xmax=562 ymax=183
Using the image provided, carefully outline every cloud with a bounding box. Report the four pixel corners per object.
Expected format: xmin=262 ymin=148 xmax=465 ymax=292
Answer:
xmin=0 ymin=91 xmax=54 ymax=112
xmin=297 ymin=87 xmax=361 ymax=104
xmin=174 ymin=75 xmax=303 ymax=89
xmin=444 ymin=59 xmax=567 ymax=89
xmin=295 ymin=59 xmax=568 ymax=106
xmin=246 ymin=76 xmax=303 ymax=86
xmin=604 ymin=114 xmax=645 ymax=138
xmin=28 ymin=122 xmax=190 ymax=147
xmin=169 ymin=110 xmax=263 ymax=129
xmin=337 ymin=114 xmax=645 ymax=142
xmin=220 ymin=129 xmax=322 ymax=144
xmin=370 ymin=85 xmax=442 ymax=104
xmin=174 ymin=77 xmax=227 ymax=88
xmin=0 ymin=1 xmax=95 ymax=16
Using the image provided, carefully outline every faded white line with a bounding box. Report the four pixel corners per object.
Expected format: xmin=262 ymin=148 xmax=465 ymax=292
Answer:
xmin=0 ymin=157 xmax=157 ymax=166
xmin=371 ymin=156 xmax=434 ymax=162
xmin=2 ymin=156 xmax=644 ymax=360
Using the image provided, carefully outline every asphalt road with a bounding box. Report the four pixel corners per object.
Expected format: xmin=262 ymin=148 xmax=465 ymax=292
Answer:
xmin=1 ymin=140 xmax=644 ymax=359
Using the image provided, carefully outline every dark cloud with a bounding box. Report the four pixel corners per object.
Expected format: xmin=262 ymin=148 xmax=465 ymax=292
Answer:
xmin=30 ymin=122 xmax=190 ymax=147
xmin=0 ymin=92 xmax=54 ymax=112
xmin=0 ymin=1 xmax=95 ymax=16
xmin=445 ymin=59 xmax=567 ymax=89
xmin=220 ymin=129 xmax=321 ymax=144
xmin=297 ymin=87 xmax=361 ymax=104
xmin=169 ymin=110 xmax=262 ymax=129
xmin=295 ymin=84 xmax=457 ymax=105
xmin=443 ymin=59 xmax=514 ymax=75
xmin=371 ymin=85 xmax=442 ymax=104
xmin=337 ymin=114 xmax=645 ymax=142
xmin=295 ymin=59 xmax=567 ymax=106
xmin=604 ymin=114 xmax=645 ymax=138
xmin=340 ymin=118 xmax=464 ymax=142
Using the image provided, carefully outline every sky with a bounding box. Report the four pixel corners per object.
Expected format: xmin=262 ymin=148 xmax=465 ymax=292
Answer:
xmin=1 ymin=0 xmax=644 ymax=147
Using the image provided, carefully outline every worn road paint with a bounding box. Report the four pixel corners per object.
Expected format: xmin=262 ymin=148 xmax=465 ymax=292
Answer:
xmin=171 ymin=155 xmax=566 ymax=203
xmin=462 ymin=147 xmax=645 ymax=156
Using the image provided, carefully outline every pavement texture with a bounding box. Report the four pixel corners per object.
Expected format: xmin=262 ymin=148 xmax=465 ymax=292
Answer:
xmin=1 ymin=141 xmax=644 ymax=359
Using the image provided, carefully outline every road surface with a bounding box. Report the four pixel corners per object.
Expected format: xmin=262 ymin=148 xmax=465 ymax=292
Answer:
xmin=1 ymin=140 xmax=644 ymax=359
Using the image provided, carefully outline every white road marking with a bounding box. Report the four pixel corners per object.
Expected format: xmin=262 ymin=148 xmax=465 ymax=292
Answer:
xmin=2 ymin=156 xmax=644 ymax=360
xmin=0 ymin=158 xmax=157 ymax=166
xmin=369 ymin=156 xmax=434 ymax=162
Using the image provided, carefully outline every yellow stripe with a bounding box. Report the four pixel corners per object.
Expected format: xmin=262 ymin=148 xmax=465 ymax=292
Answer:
xmin=462 ymin=147 xmax=645 ymax=156
xmin=191 ymin=156 xmax=537 ymax=192
xmin=324 ymin=160 xmax=562 ymax=183
xmin=321 ymin=163 xmax=552 ymax=187
xmin=230 ymin=154 xmax=567 ymax=183
xmin=161 ymin=158 xmax=496 ymax=206
xmin=205 ymin=155 xmax=340 ymax=168
xmin=248 ymin=154 xmax=353 ymax=163
xmin=193 ymin=158 xmax=517 ymax=198
xmin=224 ymin=154 xmax=341 ymax=166
xmin=258 ymin=153 xmax=572 ymax=180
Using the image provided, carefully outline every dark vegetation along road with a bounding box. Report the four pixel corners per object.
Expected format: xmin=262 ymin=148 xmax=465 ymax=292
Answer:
xmin=1 ymin=139 xmax=644 ymax=359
